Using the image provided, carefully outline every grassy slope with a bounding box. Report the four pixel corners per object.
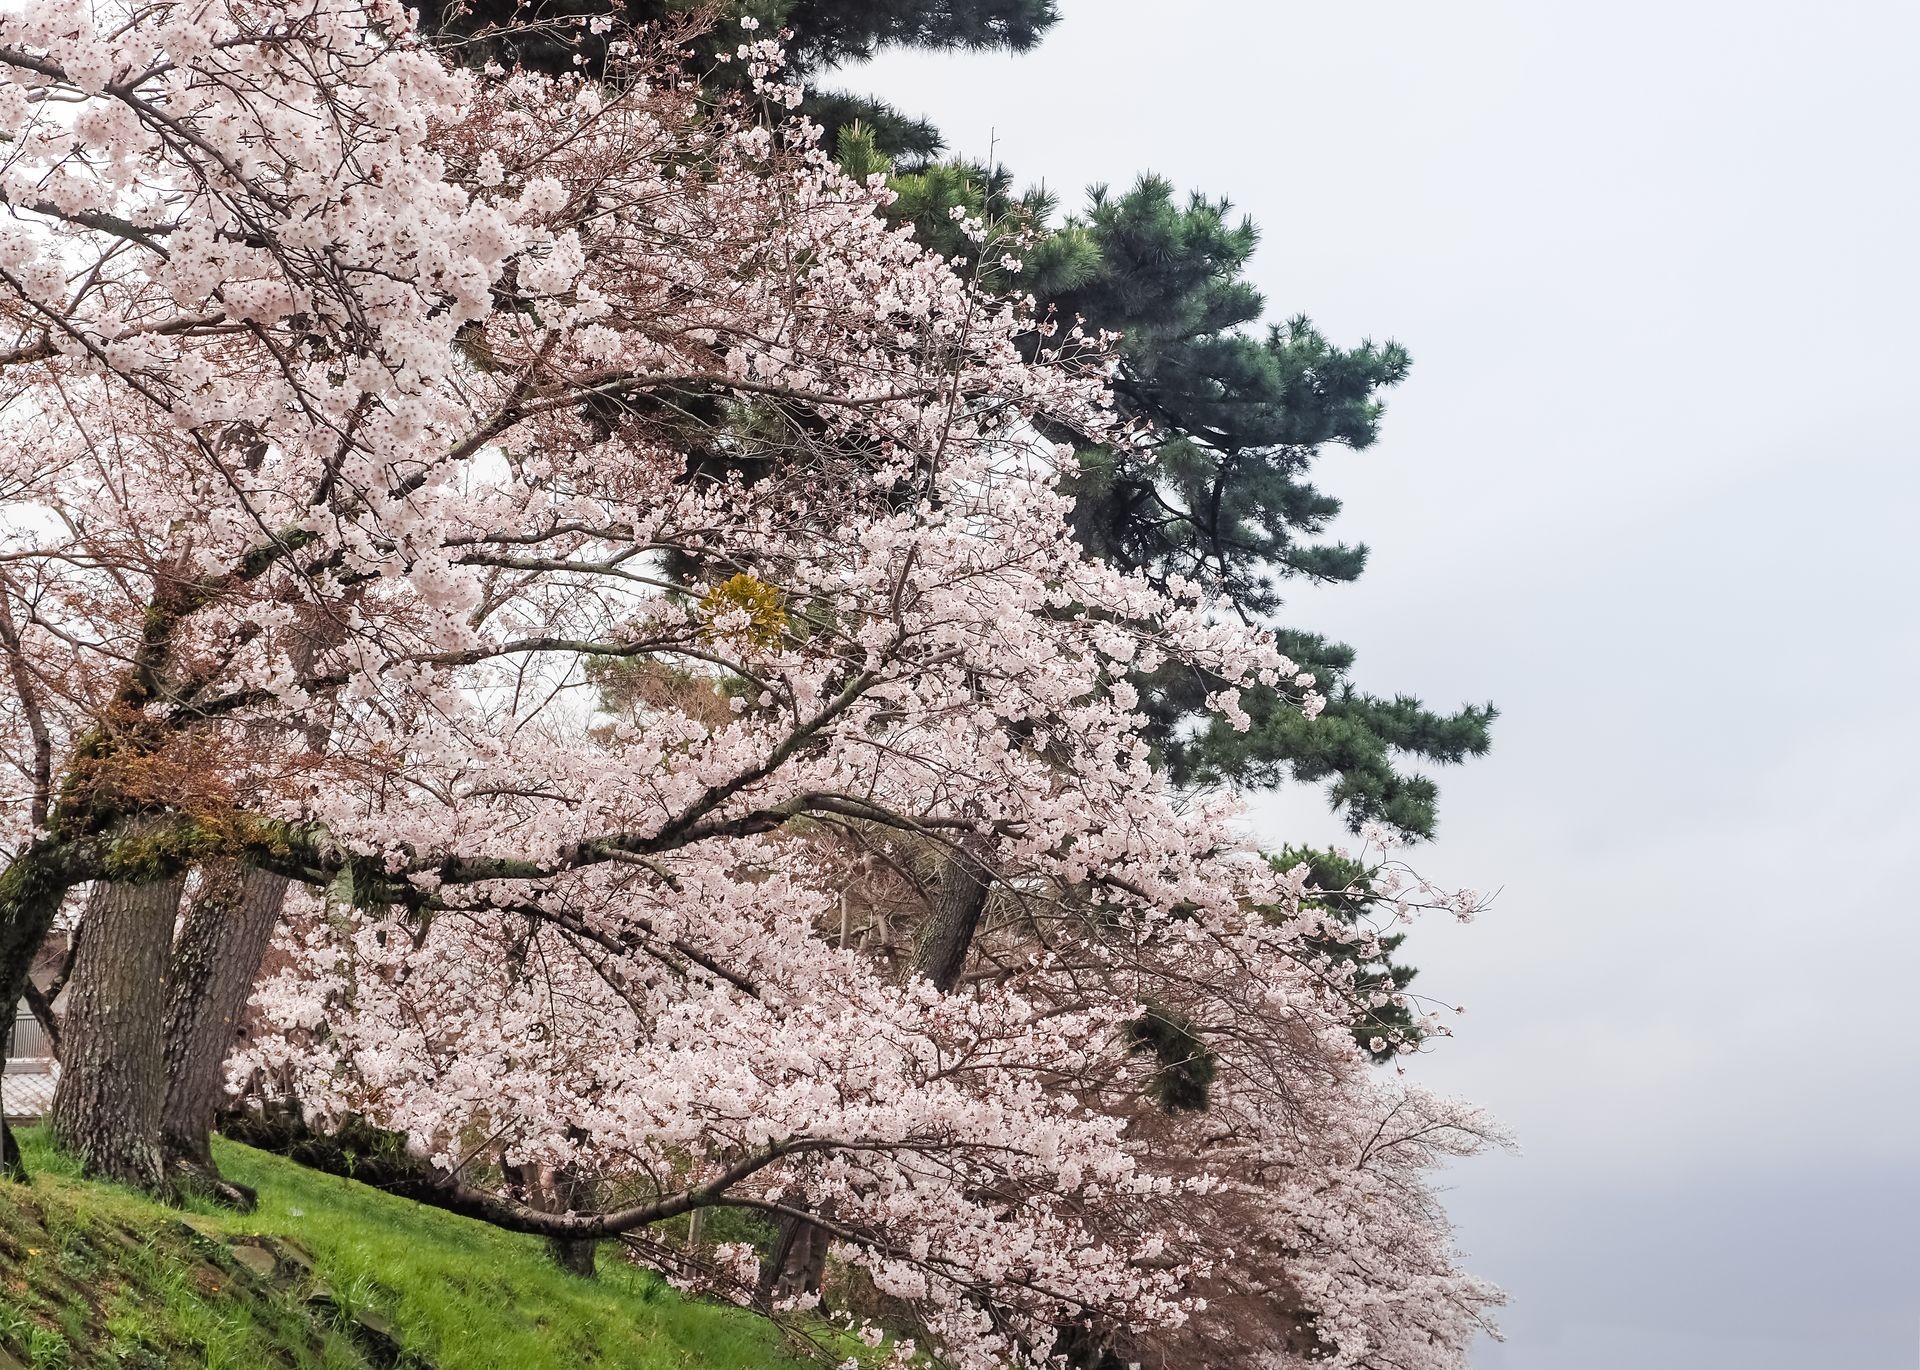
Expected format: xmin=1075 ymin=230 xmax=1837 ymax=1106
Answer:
xmin=0 ymin=1128 xmax=809 ymax=1370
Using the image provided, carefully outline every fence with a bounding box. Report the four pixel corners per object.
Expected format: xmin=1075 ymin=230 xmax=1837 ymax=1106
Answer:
xmin=4 ymin=1005 xmax=54 ymax=1073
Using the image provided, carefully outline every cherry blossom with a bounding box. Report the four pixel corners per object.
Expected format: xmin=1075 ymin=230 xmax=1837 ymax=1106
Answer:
xmin=0 ymin=4 xmax=1498 ymax=1365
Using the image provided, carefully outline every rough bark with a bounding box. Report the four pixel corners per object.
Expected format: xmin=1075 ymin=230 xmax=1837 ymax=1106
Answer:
xmin=49 ymin=863 xmax=188 ymax=1192
xmin=545 ymin=1156 xmax=599 ymax=1277
xmin=21 ymin=978 xmax=60 ymax=1056
xmin=0 ymin=839 xmax=89 ymax=1182
xmin=756 ymin=1209 xmax=806 ymax=1308
xmin=160 ymin=862 xmax=288 ymax=1197
xmin=510 ymin=1150 xmax=599 ymax=1277
xmin=547 ymin=1230 xmax=598 ymax=1277
xmin=913 ymin=846 xmax=992 ymax=993
xmin=161 ymin=607 xmax=330 ymax=1194
xmin=789 ymin=1207 xmax=831 ymax=1301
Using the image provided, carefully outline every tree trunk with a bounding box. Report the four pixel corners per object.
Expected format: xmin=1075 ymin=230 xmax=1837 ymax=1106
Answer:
xmin=547 ymin=1231 xmax=597 ymax=1277
xmin=786 ymin=1206 xmax=830 ymax=1302
xmin=756 ymin=1201 xmax=833 ymax=1309
xmin=743 ymin=846 xmax=993 ymax=1301
xmin=756 ymin=1209 xmax=806 ymax=1308
xmin=161 ymin=610 xmax=330 ymax=1195
xmin=914 ymin=846 xmax=992 ymax=993
xmin=49 ymin=864 xmax=187 ymax=1192
xmin=0 ymin=1108 xmax=19 ymax=1179
xmin=21 ymin=977 xmax=61 ymax=1056
xmin=759 ymin=848 xmax=994 ymax=1300
xmin=508 ymin=1151 xmax=598 ymax=1277
xmin=161 ymin=862 xmax=287 ymax=1194
xmin=540 ymin=1164 xmax=598 ymax=1278
xmin=0 ymin=839 xmax=82 ymax=1182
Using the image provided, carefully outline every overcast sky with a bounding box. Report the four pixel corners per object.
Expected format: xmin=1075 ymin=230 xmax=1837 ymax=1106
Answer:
xmin=853 ymin=3 xmax=1920 ymax=1365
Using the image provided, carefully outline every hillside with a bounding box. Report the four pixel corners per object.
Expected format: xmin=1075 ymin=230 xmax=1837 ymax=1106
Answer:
xmin=0 ymin=1129 xmax=812 ymax=1370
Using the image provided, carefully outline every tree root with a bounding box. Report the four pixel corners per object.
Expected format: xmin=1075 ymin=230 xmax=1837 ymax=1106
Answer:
xmin=169 ymin=1152 xmax=258 ymax=1212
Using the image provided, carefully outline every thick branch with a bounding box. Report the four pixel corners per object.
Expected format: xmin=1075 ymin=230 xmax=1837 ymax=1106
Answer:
xmin=0 ymin=588 xmax=53 ymax=828
xmin=225 ymin=1108 xmax=830 ymax=1240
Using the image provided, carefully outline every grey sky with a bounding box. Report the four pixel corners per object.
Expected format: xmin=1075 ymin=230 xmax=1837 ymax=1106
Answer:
xmin=851 ymin=3 xmax=1920 ymax=1365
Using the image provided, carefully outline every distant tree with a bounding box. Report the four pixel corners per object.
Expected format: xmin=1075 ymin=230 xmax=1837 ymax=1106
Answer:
xmin=422 ymin=0 xmax=1058 ymax=157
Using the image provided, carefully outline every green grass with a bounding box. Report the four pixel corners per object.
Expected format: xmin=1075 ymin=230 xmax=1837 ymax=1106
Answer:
xmin=0 ymin=1128 xmax=816 ymax=1370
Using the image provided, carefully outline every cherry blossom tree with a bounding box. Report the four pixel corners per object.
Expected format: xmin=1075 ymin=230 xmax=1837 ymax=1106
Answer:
xmin=0 ymin=1 xmax=1499 ymax=1364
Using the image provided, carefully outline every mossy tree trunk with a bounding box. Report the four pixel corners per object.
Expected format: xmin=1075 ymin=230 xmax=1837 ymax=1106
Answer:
xmin=3 ymin=543 xmax=322 ymax=1187
xmin=1 ymin=838 xmax=89 ymax=1181
xmin=50 ymin=852 xmax=188 ymax=1193
xmin=156 ymin=862 xmax=288 ymax=1206
xmin=160 ymin=863 xmax=287 ymax=1181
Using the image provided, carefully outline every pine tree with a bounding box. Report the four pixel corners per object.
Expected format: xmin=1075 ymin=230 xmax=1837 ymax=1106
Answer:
xmin=420 ymin=0 xmax=1058 ymax=159
xmin=851 ymin=138 xmax=1496 ymax=840
xmin=1275 ymin=846 xmax=1428 ymax=1063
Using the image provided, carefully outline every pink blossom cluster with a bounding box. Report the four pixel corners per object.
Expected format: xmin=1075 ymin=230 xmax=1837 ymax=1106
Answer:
xmin=0 ymin=4 xmax=1499 ymax=1365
